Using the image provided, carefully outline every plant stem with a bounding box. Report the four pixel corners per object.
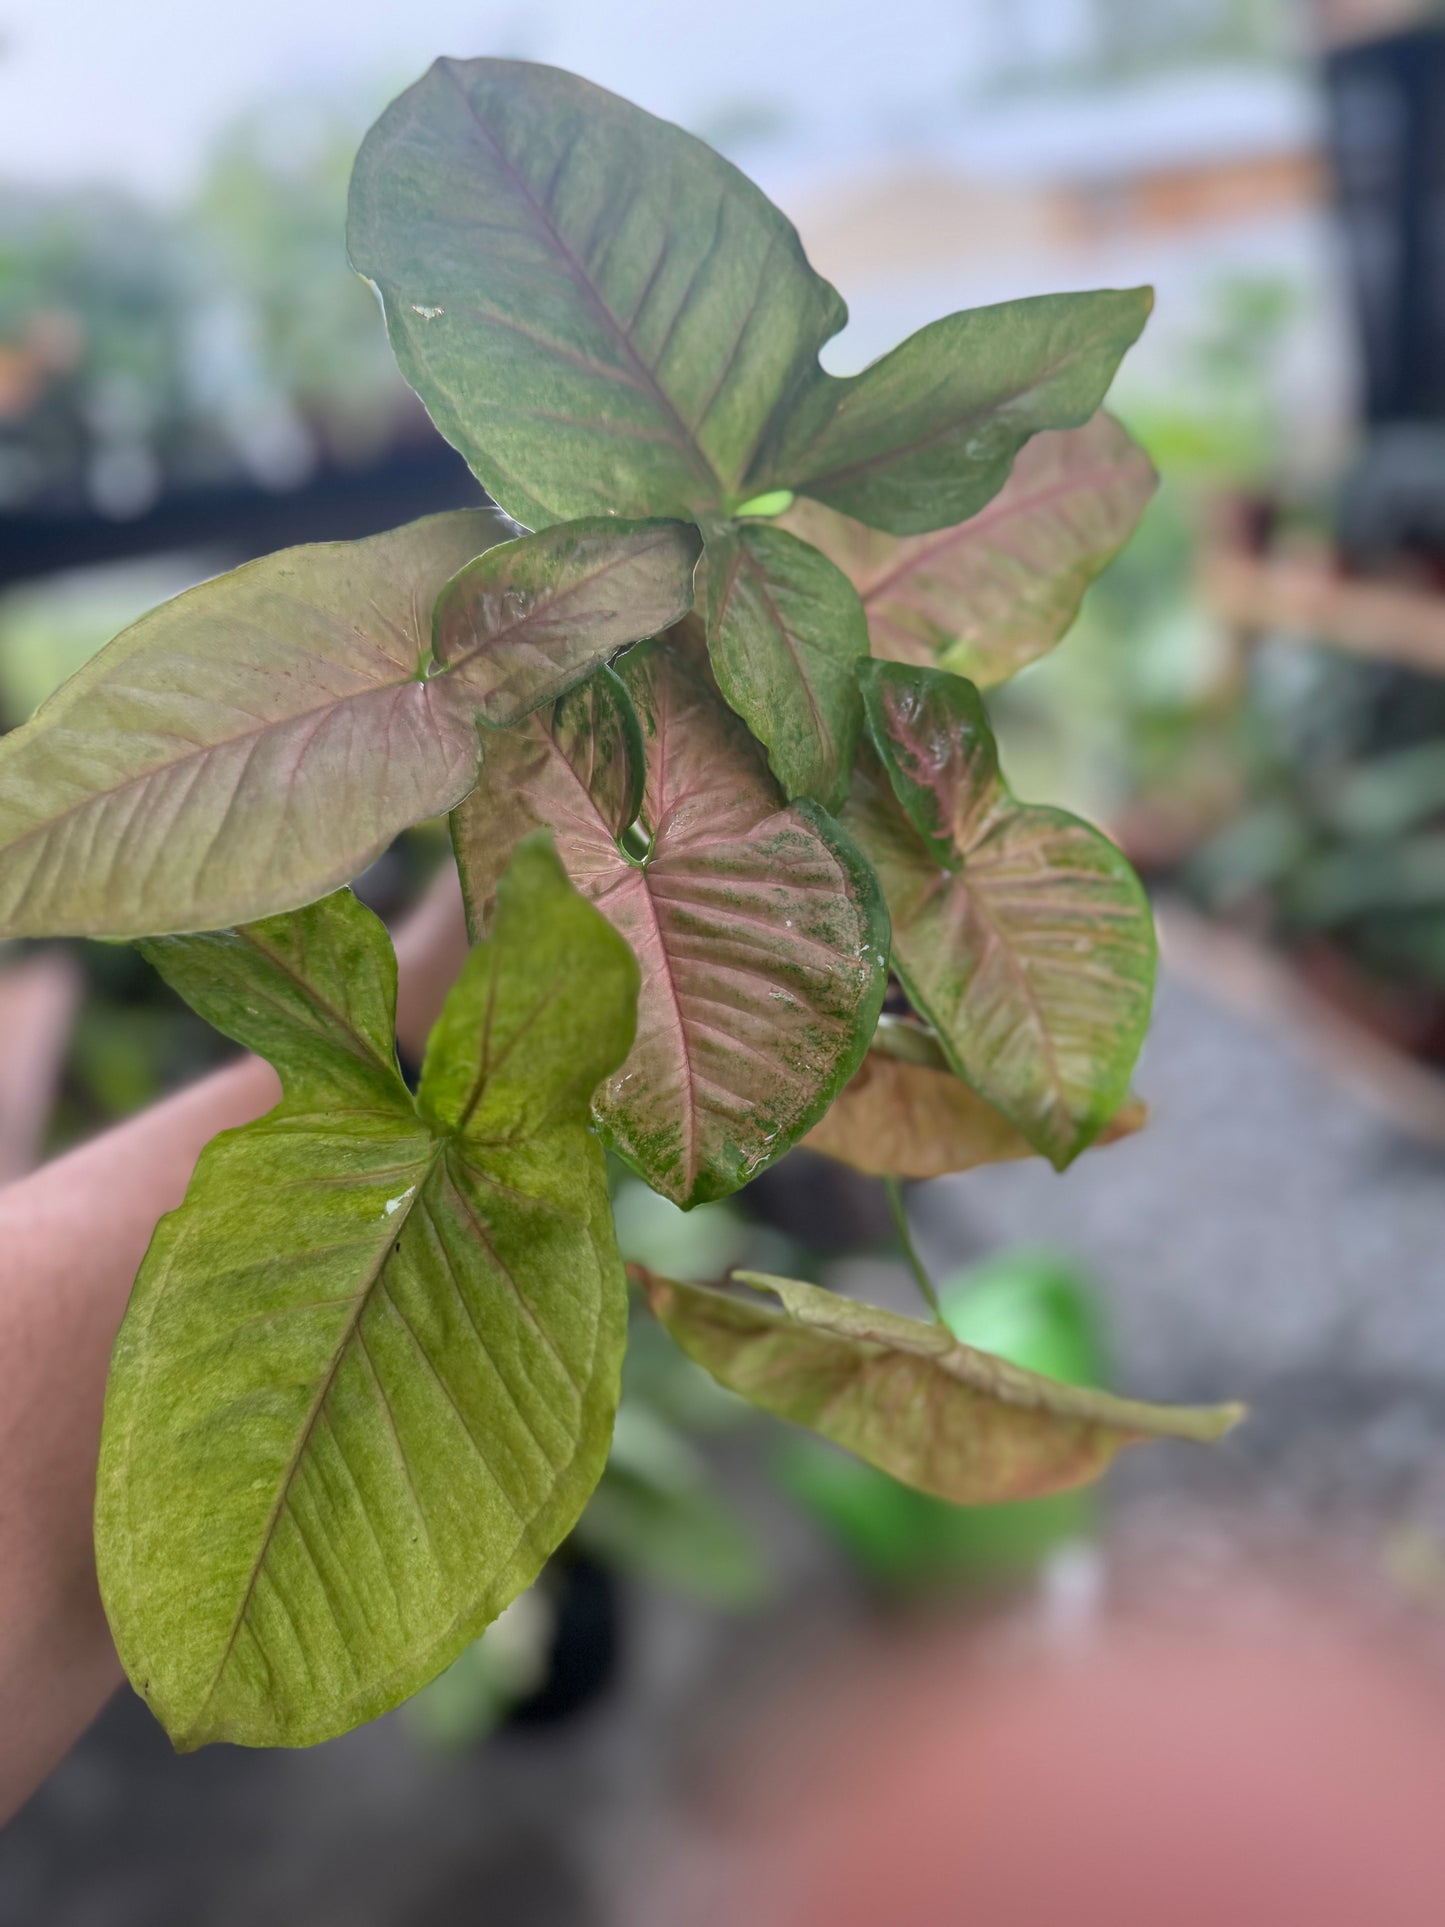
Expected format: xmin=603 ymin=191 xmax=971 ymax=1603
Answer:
xmin=883 ymin=1175 xmax=944 ymax=1325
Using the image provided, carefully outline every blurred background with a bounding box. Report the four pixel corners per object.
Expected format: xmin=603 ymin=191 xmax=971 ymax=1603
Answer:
xmin=8 ymin=0 xmax=1445 ymax=1921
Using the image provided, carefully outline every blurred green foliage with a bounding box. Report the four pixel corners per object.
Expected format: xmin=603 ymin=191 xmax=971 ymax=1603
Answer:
xmin=0 ymin=93 xmax=408 ymax=515
xmin=991 ymin=265 xmax=1445 ymax=1024
xmin=992 ymin=275 xmax=1302 ymax=821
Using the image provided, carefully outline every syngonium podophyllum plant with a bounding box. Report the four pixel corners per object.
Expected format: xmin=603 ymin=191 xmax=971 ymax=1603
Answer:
xmin=0 ymin=60 xmax=1242 ymax=1750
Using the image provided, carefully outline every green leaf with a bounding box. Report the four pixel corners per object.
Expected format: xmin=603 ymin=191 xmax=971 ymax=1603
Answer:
xmin=782 ymin=413 xmax=1157 ymax=686
xmin=734 ymin=488 xmax=795 ymax=519
xmin=433 ymin=516 xmax=701 ymax=728
xmin=641 ymin=1269 xmax=1242 ymax=1504
xmin=347 ymin=58 xmax=846 ymax=528
xmin=846 ymin=661 xmax=1155 ymax=1167
xmin=0 ymin=511 xmax=514 ymax=940
xmin=348 ymin=62 xmax=1151 ymax=553
xmin=95 ymin=836 xmax=638 ymax=1749
xmin=763 ymin=290 xmax=1152 ymax=535
xmin=700 ymin=524 xmax=869 ymax=812
xmin=452 ymin=644 xmax=888 ymax=1207
xmin=804 ymin=1023 xmax=1147 ymax=1179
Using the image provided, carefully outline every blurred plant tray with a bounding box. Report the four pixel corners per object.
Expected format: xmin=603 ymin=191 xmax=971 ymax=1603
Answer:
xmin=1199 ymin=504 xmax=1445 ymax=682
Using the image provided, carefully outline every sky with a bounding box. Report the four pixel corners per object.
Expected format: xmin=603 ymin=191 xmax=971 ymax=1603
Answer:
xmin=0 ymin=0 xmax=997 ymax=200
xmin=0 ymin=0 xmax=1338 ymax=424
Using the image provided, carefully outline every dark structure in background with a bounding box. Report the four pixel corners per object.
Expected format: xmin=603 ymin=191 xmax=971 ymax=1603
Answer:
xmin=0 ymin=432 xmax=484 ymax=590
xmin=1327 ymin=23 xmax=1445 ymax=565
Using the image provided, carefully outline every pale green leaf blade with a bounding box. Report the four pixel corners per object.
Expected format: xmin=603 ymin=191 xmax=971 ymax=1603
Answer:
xmin=847 ymin=661 xmax=1155 ymax=1167
xmin=642 ymin=1269 xmax=1242 ymax=1504
xmin=139 ymin=889 xmax=406 ymax=1115
xmin=764 ymin=290 xmax=1152 ymax=535
xmin=434 ymin=516 xmax=702 ymax=727
xmin=702 ymin=523 xmax=869 ymax=812
xmin=782 ymin=413 xmax=1157 ymax=685
xmin=96 ymin=847 xmax=636 ymax=1749
xmin=0 ymin=510 xmax=515 ymax=940
xmin=347 ymin=58 xmax=846 ymax=527
xmin=419 ymin=830 xmax=640 ymax=1139
xmin=452 ymin=643 xmax=888 ymax=1206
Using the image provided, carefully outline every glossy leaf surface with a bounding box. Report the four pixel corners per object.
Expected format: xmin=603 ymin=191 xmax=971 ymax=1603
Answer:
xmin=434 ymin=516 xmax=701 ymax=726
xmin=349 ymin=61 xmax=1151 ymax=557
xmin=766 ymin=291 xmax=1151 ymax=535
xmin=782 ymin=413 xmax=1156 ymax=685
xmin=805 ymin=1019 xmax=1147 ymax=1179
xmin=642 ymin=1269 xmax=1242 ymax=1504
xmin=846 ymin=662 xmax=1155 ymax=1167
xmin=453 ymin=646 xmax=888 ymax=1207
xmin=348 ymin=58 xmax=846 ymax=527
xmin=96 ymin=838 xmax=637 ymax=1748
xmin=0 ymin=511 xmax=515 ymax=940
xmin=701 ymin=524 xmax=869 ymax=811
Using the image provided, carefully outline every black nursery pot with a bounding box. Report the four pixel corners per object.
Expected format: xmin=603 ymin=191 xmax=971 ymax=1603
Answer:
xmin=505 ymin=1548 xmax=622 ymax=1729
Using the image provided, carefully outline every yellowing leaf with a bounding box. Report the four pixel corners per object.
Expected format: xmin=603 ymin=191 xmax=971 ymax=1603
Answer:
xmin=452 ymin=646 xmax=887 ymax=1206
xmin=642 ymin=1269 xmax=1242 ymax=1505
xmin=805 ymin=1023 xmax=1147 ymax=1179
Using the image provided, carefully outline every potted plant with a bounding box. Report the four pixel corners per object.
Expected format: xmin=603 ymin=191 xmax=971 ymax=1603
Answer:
xmin=0 ymin=58 xmax=1239 ymax=1753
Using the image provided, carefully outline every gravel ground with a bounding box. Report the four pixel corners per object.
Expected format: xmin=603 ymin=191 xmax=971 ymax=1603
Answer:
xmin=6 ymin=968 xmax=1445 ymax=1925
xmin=915 ymin=974 xmax=1445 ymax=1534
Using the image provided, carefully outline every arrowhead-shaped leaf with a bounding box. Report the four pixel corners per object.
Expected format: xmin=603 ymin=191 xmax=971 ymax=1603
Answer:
xmin=701 ymin=523 xmax=869 ymax=811
xmin=348 ymin=62 xmax=1151 ymax=561
xmin=845 ymin=661 xmax=1155 ymax=1168
xmin=0 ymin=507 xmax=696 ymax=940
xmin=641 ymin=1269 xmax=1242 ymax=1504
xmin=96 ymin=837 xmax=638 ymax=1748
xmin=0 ymin=511 xmax=510 ymax=940
xmin=347 ymin=58 xmax=847 ymax=528
xmin=762 ymin=290 xmax=1152 ymax=536
xmin=804 ymin=1018 xmax=1147 ymax=1179
xmin=452 ymin=643 xmax=888 ymax=1207
xmin=434 ymin=516 xmax=701 ymax=727
xmin=782 ymin=413 xmax=1157 ymax=686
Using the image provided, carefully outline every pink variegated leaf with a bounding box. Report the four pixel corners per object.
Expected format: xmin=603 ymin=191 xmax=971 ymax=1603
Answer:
xmin=0 ymin=508 xmax=696 ymax=941
xmin=434 ymin=516 xmax=702 ymax=727
xmin=783 ymin=413 xmax=1156 ymax=686
xmin=453 ymin=644 xmax=888 ymax=1206
xmin=846 ymin=660 xmax=1155 ymax=1168
xmin=0 ymin=510 xmax=513 ymax=939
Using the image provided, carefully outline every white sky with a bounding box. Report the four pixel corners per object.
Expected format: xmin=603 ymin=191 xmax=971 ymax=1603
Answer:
xmin=0 ymin=1 xmax=1338 ymax=421
xmin=0 ymin=0 xmax=992 ymax=199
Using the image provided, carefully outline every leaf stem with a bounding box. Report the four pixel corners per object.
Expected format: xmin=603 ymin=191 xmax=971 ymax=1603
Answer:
xmin=883 ymin=1176 xmax=944 ymax=1325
